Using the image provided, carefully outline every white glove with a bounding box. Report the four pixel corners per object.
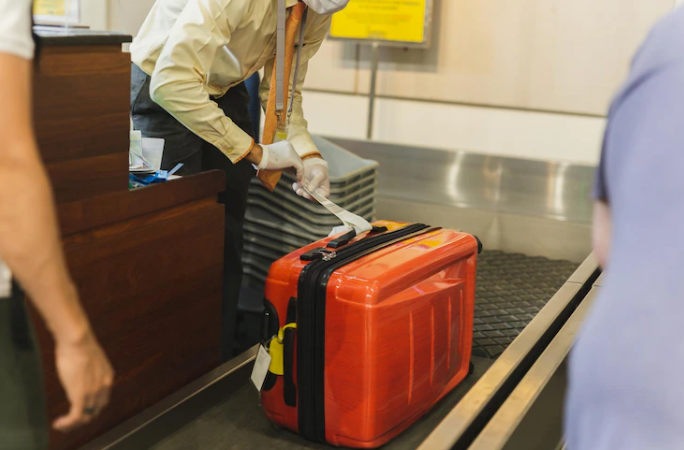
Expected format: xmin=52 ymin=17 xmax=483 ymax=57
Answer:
xmin=256 ymin=141 xmax=304 ymax=183
xmin=293 ymin=158 xmax=330 ymax=200
xmin=329 ymin=225 xmax=353 ymax=238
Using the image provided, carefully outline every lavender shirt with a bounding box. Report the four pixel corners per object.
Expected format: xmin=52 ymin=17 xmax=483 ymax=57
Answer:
xmin=565 ymin=7 xmax=684 ymax=450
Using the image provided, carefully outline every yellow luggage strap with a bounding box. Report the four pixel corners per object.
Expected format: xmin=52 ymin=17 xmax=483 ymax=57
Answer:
xmin=268 ymin=323 xmax=297 ymax=376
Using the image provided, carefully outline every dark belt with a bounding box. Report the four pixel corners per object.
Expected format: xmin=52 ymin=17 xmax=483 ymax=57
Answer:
xmin=6 ymin=281 xmax=33 ymax=350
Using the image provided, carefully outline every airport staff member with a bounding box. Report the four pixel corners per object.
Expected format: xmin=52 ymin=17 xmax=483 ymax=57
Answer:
xmin=565 ymin=7 xmax=684 ymax=450
xmin=0 ymin=1 xmax=114 ymax=448
xmin=130 ymin=0 xmax=348 ymax=360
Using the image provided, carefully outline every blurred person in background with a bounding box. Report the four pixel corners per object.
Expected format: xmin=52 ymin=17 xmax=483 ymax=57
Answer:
xmin=130 ymin=0 xmax=348 ymax=360
xmin=0 ymin=2 xmax=114 ymax=448
xmin=565 ymin=7 xmax=684 ymax=450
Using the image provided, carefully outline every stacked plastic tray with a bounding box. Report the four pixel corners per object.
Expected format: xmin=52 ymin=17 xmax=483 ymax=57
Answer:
xmin=234 ymin=136 xmax=378 ymax=354
xmin=242 ymin=136 xmax=378 ymax=290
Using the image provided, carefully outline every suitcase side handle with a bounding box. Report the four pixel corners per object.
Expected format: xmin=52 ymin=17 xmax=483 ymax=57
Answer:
xmin=283 ymin=327 xmax=297 ymax=406
xmin=326 ymin=225 xmax=389 ymax=249
xmin=262 ymin=300 xmax=281 ymax=392
xmin=263 ymin=300 xmax=280 ymax=342
xmin=284 ymin=297 xmax=298 ymax=407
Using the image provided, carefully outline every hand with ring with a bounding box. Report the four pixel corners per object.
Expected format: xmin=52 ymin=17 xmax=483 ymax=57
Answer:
xmin=53 ymin=328 xmax=114 ymax=432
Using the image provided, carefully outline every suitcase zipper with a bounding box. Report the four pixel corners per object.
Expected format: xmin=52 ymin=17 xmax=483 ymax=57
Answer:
xmin=297 ymin=223 xmax=436 ymax=443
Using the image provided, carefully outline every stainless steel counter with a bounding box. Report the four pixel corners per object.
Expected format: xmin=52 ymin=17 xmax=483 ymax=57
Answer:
xmin=329 ymin=139 xmax=594 ymax=263
xmin=328 ymin=139 xmax=595 ymax=223
xmin=35 ymin=28 xmax=132 ymax=46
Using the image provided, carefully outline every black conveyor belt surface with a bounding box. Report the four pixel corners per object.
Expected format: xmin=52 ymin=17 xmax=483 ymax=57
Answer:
xmin=141 ymin=251 xmax=578 ymax=450
xmin=151 ymin=357 xmax=493 ymax=450
xmin=472 ymin=251 xmax=577 ymax=359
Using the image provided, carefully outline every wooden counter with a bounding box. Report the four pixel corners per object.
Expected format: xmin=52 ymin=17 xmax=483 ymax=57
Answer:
xmin=33 ymin=31 xmax=132 ymax=204
xmin=29 ymin=31 xmax=226 ymax=450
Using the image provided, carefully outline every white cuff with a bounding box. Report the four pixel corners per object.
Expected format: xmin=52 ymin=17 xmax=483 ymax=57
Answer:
xmin=303 ymin=158 xmax=328 ymax=169
xmin=256 ymin=144 xmax=270 ymax=171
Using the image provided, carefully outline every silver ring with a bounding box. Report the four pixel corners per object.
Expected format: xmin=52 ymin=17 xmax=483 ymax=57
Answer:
xmin=83 ymin=407 xmax=97 ymax=415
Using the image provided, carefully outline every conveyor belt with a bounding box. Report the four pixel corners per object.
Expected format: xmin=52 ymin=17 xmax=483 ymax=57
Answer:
xmin=83 ymin=254 xmax=596 ymax=450
xmin=149 ymin=358 xmax=494 ymax=450
xmin=473 ymin=251 xmax=577 ymax=359
xmin=139 ymin=252 xmax=575 ymax=450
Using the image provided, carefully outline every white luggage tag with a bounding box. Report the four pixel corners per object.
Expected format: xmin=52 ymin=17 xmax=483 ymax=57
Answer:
xmin=251 ymin=345 xmax=273 ymax=392
xmin=304 ymin=187 xmax=373 ymax=237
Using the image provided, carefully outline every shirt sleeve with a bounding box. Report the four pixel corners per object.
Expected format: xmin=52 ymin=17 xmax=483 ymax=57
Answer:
xmin=148 ymin=0 xmax=254 ymax=163
xmin=260 ymin=15 xmax=331 ymax=158
xmin=597 ymin=61 xmax=684 ymax=214
xmin=0 ymin=0 xmax=35 ymax=60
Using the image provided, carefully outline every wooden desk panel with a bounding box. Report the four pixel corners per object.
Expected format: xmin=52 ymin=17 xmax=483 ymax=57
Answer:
xmin=33 ymin=44 xmax=131 ymax=203
xmin=29 ymin=173 xmax=226 ymax=450
xmin=30 ymin=32 xmax=228 ymax=449
xmin=57 ymin=171 xmax=226 ymax=236
xmin=36 ymin=113 xmax=130 ymax=164
xmin=45 ymin=153 xmax=129 ymax=204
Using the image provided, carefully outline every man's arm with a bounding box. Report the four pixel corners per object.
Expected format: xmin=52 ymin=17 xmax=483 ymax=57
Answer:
xmin=148 ymin=0 xmax=260 ymax=164
xmin=0 ymin=52 xmax=113 ymax=431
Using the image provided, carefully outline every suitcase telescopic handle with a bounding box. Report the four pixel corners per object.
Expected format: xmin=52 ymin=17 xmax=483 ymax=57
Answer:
xmin=327 ymin=226 xmax=389 ymax=249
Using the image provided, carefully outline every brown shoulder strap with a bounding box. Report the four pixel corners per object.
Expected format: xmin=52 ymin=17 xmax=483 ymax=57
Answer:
xmin=257 ymin=2 xmax=308 ymax=192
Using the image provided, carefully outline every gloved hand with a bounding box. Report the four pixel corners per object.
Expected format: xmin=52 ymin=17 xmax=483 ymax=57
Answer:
xmin=293 ymin=158 xmax=330 ymax=200
xmin=255 ymin=141 xmax=304 ymax=183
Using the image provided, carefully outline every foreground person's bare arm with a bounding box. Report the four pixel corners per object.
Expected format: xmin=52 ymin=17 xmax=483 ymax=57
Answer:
xmin=593 ymin=200 xmax=611 ymax=269
xmin=0 ymin=51 xmax=113 ymax=432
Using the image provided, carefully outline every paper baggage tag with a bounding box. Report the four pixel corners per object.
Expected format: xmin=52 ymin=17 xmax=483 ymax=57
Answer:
xmin=251 ymin=345 xmax=272 ymax=392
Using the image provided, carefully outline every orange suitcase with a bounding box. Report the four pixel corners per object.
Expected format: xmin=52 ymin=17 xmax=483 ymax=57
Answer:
xmin=259 ymin=221 xmax=480 ymax=448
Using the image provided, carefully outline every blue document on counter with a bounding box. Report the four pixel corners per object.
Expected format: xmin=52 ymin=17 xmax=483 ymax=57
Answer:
xmin=129 ymin=163 xmax=184 ymax=188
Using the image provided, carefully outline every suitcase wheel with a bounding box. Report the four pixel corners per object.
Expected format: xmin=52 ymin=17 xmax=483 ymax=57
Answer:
xmin=469 ymin=361 xmax=475 ymax=375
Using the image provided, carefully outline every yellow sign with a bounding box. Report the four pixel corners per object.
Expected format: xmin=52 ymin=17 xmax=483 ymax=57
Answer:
xmin=330 ymin=0 xmax=429 ymax=45
xmin=34 ymin=0 xmax=66 ymax=16
xmin=34 ymin=0 xmax=79 ymax=24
